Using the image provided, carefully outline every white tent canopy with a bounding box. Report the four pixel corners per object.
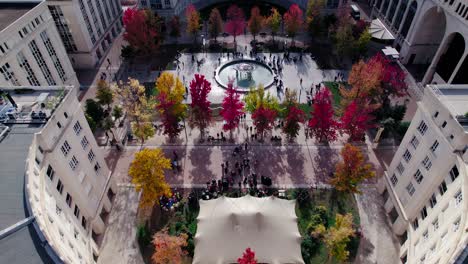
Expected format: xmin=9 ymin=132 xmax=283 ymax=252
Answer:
xmin=193 ymin=195 xmax=304 ymax=264
xmin=369 ymin=18 xmax=395 ymax=40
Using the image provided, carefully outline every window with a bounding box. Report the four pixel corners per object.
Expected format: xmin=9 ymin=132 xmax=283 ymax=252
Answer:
xmin=56 ymin=205 xmax=62 ymax=216
xmin=74 ymin=229 xmax=79 ymax=239
xmin=390 ymin=174 xmax=398 ymax=186
xmin=74 ymin=205 xmax=80 ymax=218
xmin=406 ymin=182 xmax=415 ymax=196
xmin=433 ymin=218 xmax=439 ymax=231
xmin=442 ymin=121 xmax=447 ymax=128
xmin=81 ymin=216 xmax=87 ymax=230
xmin=73 ymin=121 xmax=82 ymax=135
xmin=430 ymin=140 xmax=439 ymax=152
xmin=81 ymin=136 xmax=89 ymax=149
xmin=422 ymin=230 xmax=429 ymax=241
xmin=417 ymin=120 xmax=428 ymax=135
xmin=455 ymin=190 xmax=463 ymax=206
xmin=397 ymin=162 xmax=405 ymax=174
xmin=434 ymin=111 xmax=439 ymax=118
xmin=429 ymin=194 xmax=437 ymax=208
xmin=422 ymin=156 xmax=432 ymax=171
xmin=88 ymin=149 xmax=95 ymax=162
xmin=56 ymin=179 xmax=63 ymax=194
xmin=48 ymin=6 xmax=77 ymax=52
xmin=57 ymin=121 xmax=62 ymax=129
xmin=389 ymin=207 xmax=399 ymax=223
xmin=414 ymin=169 xmax=424 ymax=184
xmin=77 ymin=0 xmax=96 ymax=43
xmin=64 ymin=112 xmax=68 ymax=119
xmin=40 ymin=30 xmax=67 ymax=82
xmin=28 ymin=40 xmax=56 ymax=85
xmin=94 ymin=162 xmax=101 ymax=173
xmin=439 ymin=180 xmax=447 ymax=195
xmin=0 ymin=63 xmax=20 ymax=86
xmin=46 ymin=165 xmax=55 ymax=180
xmin=453 ymin=217 xmax=461 ymax=231
xmin=420 ymin=206 xmax=427 ymax=220
xmin=450 ymin=166 xmax=459 ymax=181
xmin=17 ymin=51 xmax=40 ymax=86
xmin=403 ymin=150 xmax=412 ymax=162
xmin=69 ymin=156 xmax=79 ymax=170
xmin=66 ymin=193 xmax=72 ymax=207
xmin=412 ymin=218 xmax=419 ymax=230
xmin=410 ymin=135 xmax=419 ymax=149
xmin=60 ymin=140 xmax=71 ymax=156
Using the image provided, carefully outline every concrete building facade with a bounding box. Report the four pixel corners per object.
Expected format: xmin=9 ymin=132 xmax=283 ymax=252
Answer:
xmin=19 ymin=85 xmax=116 ymax=263
xmin=369 ymin=0 xmax=468 ymax=85
xmin=379 ymin=84 xmax=468 ymax=263
xmin=45 ymin=0 xmax=124 ymax=69
xmin=0 ymin=2 xmax=80 ymax=88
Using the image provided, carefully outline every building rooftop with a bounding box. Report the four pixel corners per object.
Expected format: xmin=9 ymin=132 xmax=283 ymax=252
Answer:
xmin=1 ymin=87 xmax=69 ymax=124
xmin=429 ymin=85 xmax=468 ymax=121
xmin=0 ymin=124 xmax=53 ymax=264
xmin=0 ymin=2 xmax=39 ymax=32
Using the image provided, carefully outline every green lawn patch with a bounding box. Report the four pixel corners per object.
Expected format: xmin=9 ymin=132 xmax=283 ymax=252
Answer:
xmin=323 ymin=81 xmax=343 ymax=109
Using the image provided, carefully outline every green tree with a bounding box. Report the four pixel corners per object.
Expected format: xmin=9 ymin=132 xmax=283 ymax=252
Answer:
xmin=306 ymin=0 xmax=325 ymax=37
xmin=96 ymin=80 xmax=114 ymax=110
xmin=112 ymin=105 xmax=123 ymax=122
xmin=354 ymin=29 xmax=371 ymax=59
xmin=85 ymin=99 xmax=104 ymax=126
xmin=128 ymin=148 xmax=172 ymax=208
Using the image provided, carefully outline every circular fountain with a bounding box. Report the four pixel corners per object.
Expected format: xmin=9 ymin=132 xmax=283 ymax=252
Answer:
xmin=215 ymin=59 xmax=274 ymax=92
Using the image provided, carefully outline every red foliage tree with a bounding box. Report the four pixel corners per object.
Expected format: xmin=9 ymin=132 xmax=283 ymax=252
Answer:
xmin=238 ymin=248 xmax=258 ymax=264
xmin=252 ymin=106 xmax=277 ymax=140
xmin=225 ymin=4 xmax=246 ymax=43
xmin=283 ymin=105 xmax=306 ymax=141
xmin=283 ymin=4 xmax=303 ymax=41
xmin=308 ymin=88 xmax=339 ymax=142
xmin=371 ymin=53 xmax=407 ymax=98
xmin=220 ymin=80 xmax=244 ymax=138
xmin=156 ymin=93 xmax=182 ymax=139
xmin=340 ymin=100 xmax=375 ymax=141
xmin=189 ymin=74 xmax=212 ymax=139
xmin=123 ymin=8 xmax=161 ymax=54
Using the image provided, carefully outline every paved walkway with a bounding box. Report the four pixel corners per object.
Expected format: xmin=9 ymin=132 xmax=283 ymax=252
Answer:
xmin=354 ymin=185 xmax=401 ymax=264
xmin=97 ymin=186 xmax=143 ymax=264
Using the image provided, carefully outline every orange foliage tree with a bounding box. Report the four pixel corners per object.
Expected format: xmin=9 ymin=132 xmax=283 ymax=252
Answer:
xmin=151 ymin=229 xmax=188 ymax=264
xmin=331 ymin=143 xmax=375 ymax=193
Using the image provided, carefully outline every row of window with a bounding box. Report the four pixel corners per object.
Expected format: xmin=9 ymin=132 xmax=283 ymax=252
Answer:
xmin=412 ymin=167 xmax=461 ymax=232
xmin=47 ymin=165 xmax=87 ymax=231
xmin=48 ymin=5 xmax=78 ymax=52
xmin=18 ymin=14 xmax=45 ymax=39
xmin=0 ymin=31 xmax=67 ymax=86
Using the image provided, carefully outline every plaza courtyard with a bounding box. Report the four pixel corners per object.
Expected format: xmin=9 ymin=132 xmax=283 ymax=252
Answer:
xmin=80 ymin=2 xmax=413 ymax=264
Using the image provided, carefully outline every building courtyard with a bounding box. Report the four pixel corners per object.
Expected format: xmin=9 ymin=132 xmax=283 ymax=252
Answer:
xmin=0 ymin=0 xmax=467 ymax=264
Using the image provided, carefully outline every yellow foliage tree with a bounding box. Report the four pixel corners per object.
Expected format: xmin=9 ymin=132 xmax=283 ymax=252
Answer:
xmin=129 ymin=148 xmax=172 ymax=208
xmin=313 ymin=213 xmax=355 ymax=263
xmin=243 ymin=85 xmax=280 ymax=113
xmin=152 ymin=229 xmax=188 ymax=264
xmin=185 ymin=4 xmax=200 ymax=43
xmin=114 ymin=78 xmax=155 ymax=144
xmin=155 ymin=72 xmax=187 ymax=139
xmin=331 ymin=143 xmax=375 ymax=193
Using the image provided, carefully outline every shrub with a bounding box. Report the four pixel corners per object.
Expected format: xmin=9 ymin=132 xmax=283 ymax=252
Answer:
xmin=136 ymin=224 xmax=151 ymax=248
